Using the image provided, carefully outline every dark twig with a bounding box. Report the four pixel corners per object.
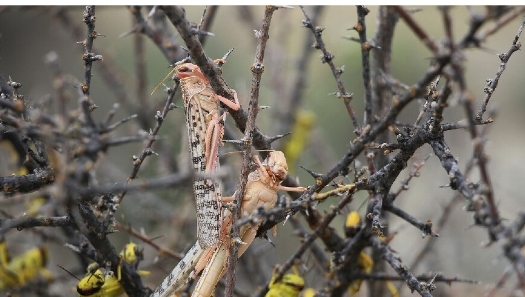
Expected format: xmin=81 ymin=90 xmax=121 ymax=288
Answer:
xmin=300 ymin=5 xmax=360 ymax=134
xmin=355 ymin=6 xmax=373 ymax=128
xmin=0 ymin=168 xmax=55 ymax=195
xmin=456 ymin=7 xmax=486 ymax=49
xmin=473 ymin=7 xmax=525 ymax=46
xmin=354 ymin=271 xmax=478 ymax=284
xmin=198 ymin=5 xmax=218 ymax=45
xmin=0 ymin=215 xmax=72 ymax=234
xmin=429 ymin=137 xmax=475 ymax=201
xmin=353 ymin=5 xmax=378 ymax=185
xmin=55 ymin=7 xmax=137 ymax=116
xmin=385 ymin=204 xmax=438 ymax=238
xmin=128 ymin=6 xmax=183 ymax=64
xmin=370 ymin=236 xmax=434 ymax=297
xmin=457 ymin=77 xmax=500 ymax=238
xmin=81 ymin=6 xmax=99 ymax=99
xmin=441 ymin=118 xmax=492 ymax=131
xmin=476 ymin=17 xmax=524 ymax=120
xmin=277 ymin=6 xmax=323 ymax=137
xmin=429 ymin=79 xmax=453 ymax=136
xmin=114 ymin=83 xmax=178 ymax=205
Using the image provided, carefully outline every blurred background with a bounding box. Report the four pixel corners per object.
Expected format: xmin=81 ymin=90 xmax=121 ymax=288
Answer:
xmin=1 ymin=6 xmax=524 ymax=297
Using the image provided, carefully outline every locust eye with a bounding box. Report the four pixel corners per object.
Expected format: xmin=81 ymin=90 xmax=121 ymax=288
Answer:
xmin=177 ymin=66 xmax=191 ymax=73
xmin=175 ymin=66 xmax=197 ymax=80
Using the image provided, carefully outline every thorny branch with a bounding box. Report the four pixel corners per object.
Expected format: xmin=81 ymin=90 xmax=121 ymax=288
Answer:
xmin=476 ymin=17 xmax=524 ymax=119
xmin=300 ymin=5 xmax=361 ymax=133
xmin=1 ymin=5 xmax=525 ymax=297
xmin=224 ymin=5 xmax=280 ymax=297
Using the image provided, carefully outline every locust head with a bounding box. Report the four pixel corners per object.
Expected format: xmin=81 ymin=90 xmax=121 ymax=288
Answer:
xmin=174 ymin=63 xmax=209 ymax=84
xmin=76 ymin=268 xmax=106 ymax=296
xmin=266 ymin=151 xmax=289 ymax=182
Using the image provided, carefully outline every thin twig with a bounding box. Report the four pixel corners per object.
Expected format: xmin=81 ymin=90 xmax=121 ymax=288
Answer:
xmin=393 ymin=6 xmax=439 ymax=55
xmin=224 ymin=5 xmax=278 ymax=297
xmin=300 ymin=6 xmax=360 ymax=133
xmin=476 ymin=17 xmax=525 ymax=120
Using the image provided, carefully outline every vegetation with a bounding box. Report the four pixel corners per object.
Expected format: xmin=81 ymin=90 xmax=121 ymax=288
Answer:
xmin=1 ymin=6 xmax=525 ymax=297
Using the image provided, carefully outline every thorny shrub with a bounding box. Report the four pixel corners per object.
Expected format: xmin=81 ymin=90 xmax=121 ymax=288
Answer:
xmin=1 ymin=5 xmax=525 ymax=297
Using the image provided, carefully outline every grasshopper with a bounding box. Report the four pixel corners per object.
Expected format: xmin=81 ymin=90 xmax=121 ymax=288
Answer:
xmin=0 ymin=238 xmax=53 ymax=290
xmin=76 ymin=242 xmax=150 ymax=297
xmin=173 ymin=62 xmax=240 ymax=250
xmin=151 ymin=151 xmax=307 ymax=297
xmin=77 ymin=264 xmax=123 ymax=297
xmin=265 ymin=266 xmax=305 ymax=297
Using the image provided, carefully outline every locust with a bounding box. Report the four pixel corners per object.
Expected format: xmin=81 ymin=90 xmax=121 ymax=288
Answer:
xmin=153 ymin=60 xmax=240 ymax=248
xmin=0 ymin=238 xmax=53 ymax=290
xmin=265 ymin=266 xmax=305 ymax=297
xmin=77 ymin=264 xmax=123 ymax=297
xmin=173 ymin=61 xmax=240 ymax=250
xmin=76 ymin=242 xmax=150 ymax=297
xmin=151 ymin=151 xmax=307 ymax=297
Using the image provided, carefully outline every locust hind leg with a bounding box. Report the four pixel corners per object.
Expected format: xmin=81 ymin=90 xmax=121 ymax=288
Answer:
xmin=191 ymin=223 xmax=255 ymax=297
xmin=191 ymin=243 xmax=228 ymax=297
xmin=236 ymin=225 xmax=257 ymax=258
xmin=151 ymin=242 xmax=204 ymax=297
xmin=193 ymin=228 xmax=260 ymax=297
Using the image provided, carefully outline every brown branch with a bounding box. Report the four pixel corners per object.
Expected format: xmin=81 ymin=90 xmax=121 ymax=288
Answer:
xmin=224 ymin=5 xmax=279 ymax=297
